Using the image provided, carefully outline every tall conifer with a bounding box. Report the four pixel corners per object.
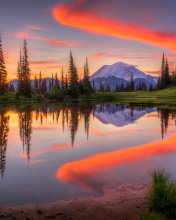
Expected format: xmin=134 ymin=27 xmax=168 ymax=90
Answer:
xmin=0 ymin=34 xmax=7 ymax=95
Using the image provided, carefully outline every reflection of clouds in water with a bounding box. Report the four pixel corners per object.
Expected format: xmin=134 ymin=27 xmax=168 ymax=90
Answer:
xmin=57 ymin=132 xmax=176 ymax=192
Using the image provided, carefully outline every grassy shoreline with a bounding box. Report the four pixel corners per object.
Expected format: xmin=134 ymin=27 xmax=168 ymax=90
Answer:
xmin=1 ymin=85 xmax=176 ymax=105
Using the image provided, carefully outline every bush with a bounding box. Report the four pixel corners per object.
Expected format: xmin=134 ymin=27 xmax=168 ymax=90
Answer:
xmin=46 ymin=91 xmax=65 ymax=100
xmin=148 ymin=169 xmax=176 ymax=219
xmin=139 ymin=210 xmax=165 ymax=220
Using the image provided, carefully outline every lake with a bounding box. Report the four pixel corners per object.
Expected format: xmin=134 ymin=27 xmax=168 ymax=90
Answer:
xmin=0 ymin=102 xmax=176 ymax=206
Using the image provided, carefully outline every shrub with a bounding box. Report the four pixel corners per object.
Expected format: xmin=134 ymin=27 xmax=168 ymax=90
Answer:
xmin=148 ymin=169 xmax=176 ymax=219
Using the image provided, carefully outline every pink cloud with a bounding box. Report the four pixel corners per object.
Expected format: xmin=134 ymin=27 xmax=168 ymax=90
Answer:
xmin=17 ymin=32 xmax=81 ymax=47
xmin=53 ymin=1 xmax=176 ymax=53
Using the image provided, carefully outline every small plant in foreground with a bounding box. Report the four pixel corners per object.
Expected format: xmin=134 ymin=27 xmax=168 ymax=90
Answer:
xmin=148 ymin=169 xmax=176 ymax=219
xmin=139 ymin=210 xmax=165 ymax=220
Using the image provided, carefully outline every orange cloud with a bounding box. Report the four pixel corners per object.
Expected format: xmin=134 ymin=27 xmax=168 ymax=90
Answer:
xmin=17 ymin=32 xmax=80 ymax=47
xmin=145 ymin=70 xmax=161 ymax=76
xmin=57 ymin=132 xmax=176 ymax=191
xmin=89 ymin=52 xmax=111 ymax=61
xmin=22 ymin=25 xmax=49 ymax=31
xmin=53 ymin=1 xmax=176 ymax=53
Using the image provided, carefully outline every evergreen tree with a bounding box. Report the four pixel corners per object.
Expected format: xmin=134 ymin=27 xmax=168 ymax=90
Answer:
xmin=115 ymin=84 xmax=119 ymax=92
xmin=65 ymin=74 xmax=68 ymax=93
xmin=23 ymin=39 xmax=31 ymax=97
xmin=34 ymin=75 xmax=38 ymax=93
xmin=136 ymin=84 xmax=139 ymax=91
xmin=119 ymin=83 xmax=125 ymax=92
xmin=156 ymin=76 xmax=161 ymax=90
xmin=161 ymin=53 xmax=165 ymax=89
xmin=17 ymin=48 xmax=23 ymax=94
xmin=100 ymin=81 xmax=102 ymax=91
xmin=0 ymin=34 xmax=8 ymax=95
xmin=68 ymin=51 xmax=79 ymax=99
xmin=171 ymin=70 xmax=176 ymax=85
xmin=83 ymin=57 xmax=92 ymax=94
xmin=148 ymin=83 xmax=154 ymax=92
xmin=41 ymin=78 xmax=47 ymax=94
xmin=51 ymin=73 xmax=54 ymax=91
xmin=92 ymin=79 xmax=96 ymax=92
xmin=17 ymin=40 xmax=31 ymax=97
xmin=54 ymin=72 xmax=60 ymax=91
xmin=78 ymin=78 xmax=84 ymax=94
xmin=130 ymin=73 xmax=134 ymax=91
xmin=9 ymin=83 xmax=15 ymax=93
xmin=165 ymin=58 xmax=170 ymax=87
xmin=38 ymin=71 xmax=42 ymax=94
xmin=49 ymin=80 xmax=52 ymax=92
xmin=61 ymin=66 xmax=65 ymax=92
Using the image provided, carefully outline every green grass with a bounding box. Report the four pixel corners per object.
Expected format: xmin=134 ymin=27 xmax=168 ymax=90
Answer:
xmin=79 ymin=86 xmax=176 ymax=105
xmin=139 ymin=210 xmax=166 ymax=220
xmin=140 ymin=169 xmax=176 ymax=219
xmin=1 ymin=86 xmax=176 ymax=104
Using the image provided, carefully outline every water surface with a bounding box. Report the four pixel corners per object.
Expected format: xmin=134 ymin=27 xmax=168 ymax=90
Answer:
xmin=0 ymin=102 xmax=176 ymax=206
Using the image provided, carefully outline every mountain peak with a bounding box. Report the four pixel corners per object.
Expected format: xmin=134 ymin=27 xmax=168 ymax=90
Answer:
xmin=90 ymin=62 xmax=148 ymax=81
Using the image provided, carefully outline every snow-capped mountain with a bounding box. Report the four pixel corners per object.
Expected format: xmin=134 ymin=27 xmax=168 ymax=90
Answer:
xmin=90 ymin=62 xmax=158 ymax=91
xmin=93 ymin=104 xmax=157 ymax=127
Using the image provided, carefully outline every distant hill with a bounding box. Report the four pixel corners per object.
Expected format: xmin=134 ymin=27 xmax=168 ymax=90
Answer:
xmin=90 ymin=62 xmax=158 ymax=91
xmin=8 ymin=78 xmax=62 ymax=90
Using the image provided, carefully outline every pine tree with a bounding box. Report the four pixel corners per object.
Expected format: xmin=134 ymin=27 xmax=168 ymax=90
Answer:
xmin=68 ymin=51 xmax=79 ymax=99
xmin=9 ymin=83 xmax=15 ymax=93
xmin=34 ymin=75 xmax=38 ymax=93
xmin=171 ymin=70 xmax=176 ymax=85
xmin=165 ymin=58 xmax=170 ymax=87
xmin=65 ymin=74 xmax=68 ymax=93
xmin=115 ymin=84 xmax=119 ymax=92
xmin=54 ymin=72 xmax=60 ymax=91
xmin=61 ymin=66 xmax=65 ymax=92
xmin=0 ymin=34 xmax=8 ymax=95
xmin=130 ymin=74 xmax=134 ymax=91
xmin=17 ymin=40 xmax=31 ymax=97
xmin=41 ymin=78 xmax=47 ymax=94
xmin=148 ymin=83 xmax=153 ymax=92
xmin=119 ymin=83 xmax=124 ymax=92
xmin=156 ymin=76 xmax=161 ymax=90
xmin=83 ymin=57 xmax=92 ymax=94
xmin=38 ymin=71 xmax=42 ymax=94
xmin=17 ymin=48 xmax=23 ymax=94
xmin=49 ymin=80 xmax=52 ymax=92
xmin=79 ymin=78 xmax=84 ymax=94
xmin=161 ymin=53 xmax=165 ymax=89
xmin=23 ymin=39 xmax=31 ymax=97
xmin=92 ymin=79 xmax=96 ymax=92
xmin=51 ymin=73 xmax=54 ymax=91
xmin=100 ymin=81 xmax=102 ymax=91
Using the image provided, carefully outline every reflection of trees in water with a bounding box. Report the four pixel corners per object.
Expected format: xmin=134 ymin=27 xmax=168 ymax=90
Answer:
xmin=0 ymin=110 xmax=9 ymax=178
xmin=69 ymin=104 xmax=79 ymax=147
xmin=80 ymin=104 xmax=93 ymax=140
xmin=3 ymin=103 xmax=176 ymax=171
xmin=18 ymin=105 xmax=33 ymax=162
xmin=158 ymin=109 xmax=171 ymax=139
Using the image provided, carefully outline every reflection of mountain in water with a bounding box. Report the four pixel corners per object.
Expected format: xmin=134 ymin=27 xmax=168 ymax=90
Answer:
xmin=93 ymin=104 xmax=157 ymax=127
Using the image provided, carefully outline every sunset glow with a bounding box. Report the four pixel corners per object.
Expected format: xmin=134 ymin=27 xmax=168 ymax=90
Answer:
xmin=57 ymin=132 xmax=176 ymax=191
xmin=1 ymin=0 xmax=176 ymax=80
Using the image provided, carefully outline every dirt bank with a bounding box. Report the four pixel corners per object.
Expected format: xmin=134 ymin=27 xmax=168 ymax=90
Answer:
xmin=0 ymin=182 xmax=151 ymax=220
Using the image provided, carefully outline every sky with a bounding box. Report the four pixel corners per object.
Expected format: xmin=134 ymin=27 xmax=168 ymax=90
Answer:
xmin=1 ymin=0 xmax=176 ymax=81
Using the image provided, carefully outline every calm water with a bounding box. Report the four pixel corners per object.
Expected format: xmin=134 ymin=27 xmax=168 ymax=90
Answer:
xmin=0 ymin=102 xmax=176 ymax=206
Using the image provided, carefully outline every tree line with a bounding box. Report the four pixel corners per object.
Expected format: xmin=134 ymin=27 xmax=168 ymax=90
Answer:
xmin=0 ymin=35 xmax=176 ymax=97
xmin=0 ymin=37 xmax=94 ymax=99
